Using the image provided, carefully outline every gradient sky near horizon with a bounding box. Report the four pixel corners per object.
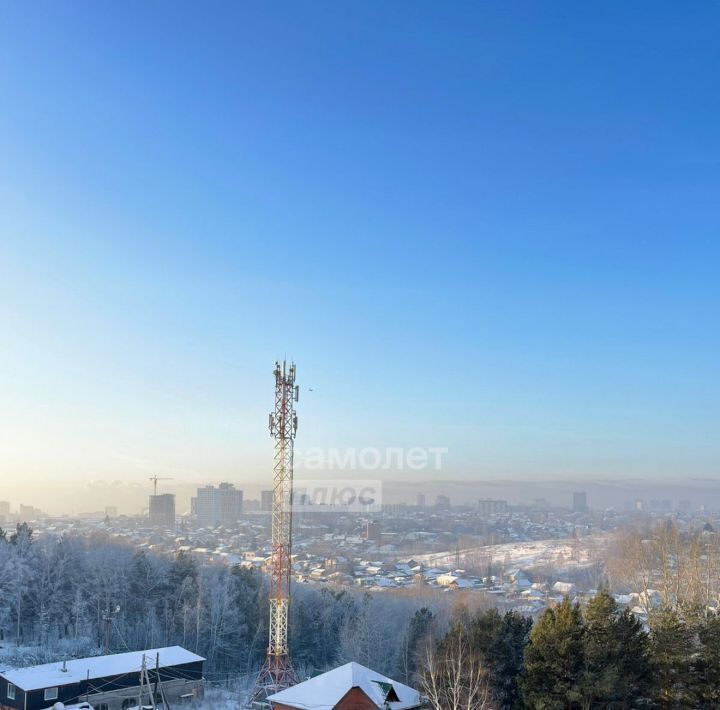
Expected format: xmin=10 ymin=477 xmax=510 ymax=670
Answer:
xmin=1 ymin=1 xmax=719 ymax=503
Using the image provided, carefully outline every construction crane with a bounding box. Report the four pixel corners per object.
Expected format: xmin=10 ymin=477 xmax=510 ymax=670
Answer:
xmin=149 ymin=475 xmax=173 ymax=496
xmin=248 ymin=361 xmax=300 ymax=707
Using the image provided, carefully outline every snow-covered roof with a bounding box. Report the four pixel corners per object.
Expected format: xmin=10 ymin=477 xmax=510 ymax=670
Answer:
xmin=267 ymin=662 xmax=421 ymax=709
xmin=436 ymin=574 xmax=459 ymax=585
xmin=2 ymin=647 xmax=204 ymax=690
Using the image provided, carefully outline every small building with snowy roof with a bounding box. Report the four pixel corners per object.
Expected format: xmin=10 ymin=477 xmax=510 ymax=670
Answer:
xmin=552 ymin=581 xmax=577 ymax=596
xmin=0 ymin=646 xmax=204 ymax=710
xmin=267 ymin=661 xmax=421 ymax=710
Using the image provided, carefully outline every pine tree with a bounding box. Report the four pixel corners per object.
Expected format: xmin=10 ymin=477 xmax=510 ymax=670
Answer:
xmin=581 ymin=590 xmax=652 ymax=709
xmin=520 ymin=598 xmax=585 ymax=709
xmin=402 ymin=607 xmax=435 ymax=683
xmin=491 ymin=611 xmax=532 ymax=710
xmin=467 ymin=607 xmax=503 ymax=656
xmin=649 ymin=607 xmax=700 ymax=708
xmin=693 ymin=614 xmax=720 ymax=705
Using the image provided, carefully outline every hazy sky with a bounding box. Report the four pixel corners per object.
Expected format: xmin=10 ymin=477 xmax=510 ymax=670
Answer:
xmin=1 ymin=2 xmax=719 ymax=508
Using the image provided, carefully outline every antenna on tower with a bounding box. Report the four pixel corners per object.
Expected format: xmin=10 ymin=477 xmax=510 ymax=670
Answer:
xmin=247 ymin=360 xmax=300 ymax=707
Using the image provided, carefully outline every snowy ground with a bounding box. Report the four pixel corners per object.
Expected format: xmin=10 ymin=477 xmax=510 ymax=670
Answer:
xmin=195 ymin=686 xmax=244 ymax=710
xmin=414 ymin=536 xmax=607 ymax=571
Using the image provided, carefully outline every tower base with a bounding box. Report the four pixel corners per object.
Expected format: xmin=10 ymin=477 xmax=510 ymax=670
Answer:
xmin=246 ymin=654 xmax=299 ymax=708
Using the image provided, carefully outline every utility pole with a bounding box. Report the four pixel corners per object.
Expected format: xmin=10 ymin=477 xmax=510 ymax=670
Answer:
xmin=247 ymin=361 xmax=300 ymax=707
xmin=102 ymin=610 xmax=111 ymax=654
xmin=153 ymin=653 xmax=171 ymax=710
xmin=101 ymin=605 xmax=120 ymax=654
xmin=139 ymin=654 xmax=157 ymax=710
xmin=154 ymin=653 xmax=160 ymax=701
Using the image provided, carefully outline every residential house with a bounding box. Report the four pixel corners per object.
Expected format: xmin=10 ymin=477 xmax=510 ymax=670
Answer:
xmin=0 ymin=647 xmax=204 ymax=710
xmin=268 ymin=662 xmax=421 ymax=710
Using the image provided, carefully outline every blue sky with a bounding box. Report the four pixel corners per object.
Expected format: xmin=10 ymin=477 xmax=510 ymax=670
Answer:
xmin=0 ymin=2 xmax=718 ymax=502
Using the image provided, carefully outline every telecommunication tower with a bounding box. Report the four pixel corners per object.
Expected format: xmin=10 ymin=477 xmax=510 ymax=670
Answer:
xmin=248 ymin=361 xmax=300 ymax=707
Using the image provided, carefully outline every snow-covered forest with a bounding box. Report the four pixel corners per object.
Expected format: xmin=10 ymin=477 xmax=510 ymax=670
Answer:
xmin=0 ymin=524 xmax=458 ymax=687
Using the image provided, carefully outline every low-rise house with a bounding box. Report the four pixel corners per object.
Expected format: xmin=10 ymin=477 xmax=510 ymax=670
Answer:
xmin=552 ymin=581 xmax=576 ymax=595
xmin=267 ymin=662 xmax=421 ymax=710
xmin=505 ymin=569 xmax=532 ymax=590
xmin=436 ymin=574 xmax=459 ymax=587
xmin=0 ymin=647 xmax=204 ymax=710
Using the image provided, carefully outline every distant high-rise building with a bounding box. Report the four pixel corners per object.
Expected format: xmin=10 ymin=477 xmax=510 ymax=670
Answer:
xmin=105 ymin=505 xmax=118 ymax=518
xmin=478 ymin=498 xmax=508 ymax=515
xmin=436 ymin=494 xmax=451 ymax=511
xmin=243 ymin=498 xmax=260 ymax=512
xmin=294 ymin=492 xmax=306 ymax=505
xmin=261 ymin=489 xmax=273 ymax=512
xmin=634 ymin=499 xmax=644 ymax=511
xmin=365 ymin=521 xmax=381 ymax=542
xmin=572 ymin=491 xmax=587 ymax=512
xmin=193 ymin=483 xmax=243 ymax=527
xmin=381 ymin=502 xmax=408 ymax=515
xmin=679 ymin=499 xmax=692 ymax=513
xmin=0 ymin=501 xmax=10 ymax=519
xmin=19 ymin=504 xmax=43 ymax=520
xmin=149 ymin=494 xmax=175 ymax=527
xmin=416 ymin=493 xmax=426 ymax=509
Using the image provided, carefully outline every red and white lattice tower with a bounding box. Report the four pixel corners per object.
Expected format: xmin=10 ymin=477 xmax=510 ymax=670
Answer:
xmin=247 ymin=361 xmax=299 ymax=707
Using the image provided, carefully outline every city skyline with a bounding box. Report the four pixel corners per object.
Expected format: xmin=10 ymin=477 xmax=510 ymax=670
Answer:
xmin=1 ymin=475 xmax=719 ymax=518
